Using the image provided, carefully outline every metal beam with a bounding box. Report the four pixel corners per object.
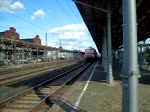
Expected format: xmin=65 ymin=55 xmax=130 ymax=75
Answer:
xmin=138 ymin=44 xmax=150 ymax=47
xmin=73 ymin=0 xmax=108 ymax=13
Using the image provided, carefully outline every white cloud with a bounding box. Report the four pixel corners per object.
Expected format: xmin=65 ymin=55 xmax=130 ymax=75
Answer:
xmin=48 ymin=23 xmax=86 ymax=41
xmin=10 ymin=2 xmax=24 ymax=10
xmin=50 ymin=23 xmax=85 ymax=33
xmin=47 ymin=23 xmax=98 ymax=52
xmin=31 ymin=10 xmax=45 ymax=20
xmin=0 ymin=0 xmax=24 ymax=13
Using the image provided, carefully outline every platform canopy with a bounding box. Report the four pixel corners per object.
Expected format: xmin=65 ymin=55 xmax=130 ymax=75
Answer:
xmin=74 ymin=0 xmax=150 ymax=53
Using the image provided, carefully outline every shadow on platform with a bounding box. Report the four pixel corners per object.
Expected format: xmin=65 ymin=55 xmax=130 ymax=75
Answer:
xmin=52 ymin=98 xmax=86 ymax=112
xmin=82 ymin=61 xmax=150 ymax=85
xmin=84 ymin=62 xmax=122 ymax=83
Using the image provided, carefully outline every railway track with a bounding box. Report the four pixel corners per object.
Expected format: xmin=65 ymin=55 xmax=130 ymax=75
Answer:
xmin=0 ymin=63 xmax=91 ymax=112
xmin=0 ymin=60 xmax=74 ymax=75
xmin=0 ymin=60 xmax=80 ymax=86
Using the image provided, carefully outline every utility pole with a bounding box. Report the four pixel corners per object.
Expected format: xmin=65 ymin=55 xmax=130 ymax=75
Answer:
xmin=46 ymin=32 xmax=47 ymax=47
xmin=45 ymin=32 xmax=47 ymax=63
xmin=59 ymin=39 xmax=62 ymax=49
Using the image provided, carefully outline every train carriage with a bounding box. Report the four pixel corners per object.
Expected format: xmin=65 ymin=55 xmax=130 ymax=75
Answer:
xmin=84 ymin=47 xmax=97 ymax=62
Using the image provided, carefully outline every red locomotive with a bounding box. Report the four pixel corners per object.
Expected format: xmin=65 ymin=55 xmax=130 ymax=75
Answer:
xmin=84 ymin=47 xmax=97 ymax=61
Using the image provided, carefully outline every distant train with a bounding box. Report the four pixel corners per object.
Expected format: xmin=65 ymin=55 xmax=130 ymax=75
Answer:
xmin=84 ymin=47 xmax=98 ymax=62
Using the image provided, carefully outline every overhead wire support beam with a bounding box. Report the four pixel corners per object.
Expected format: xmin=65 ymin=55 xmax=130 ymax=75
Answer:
xmin=73 ymin=0 xmax=108 ymax=13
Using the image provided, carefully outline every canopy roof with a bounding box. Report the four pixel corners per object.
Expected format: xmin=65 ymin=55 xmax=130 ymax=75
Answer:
xmin=75 ymin=0 xmax=150 ymax=53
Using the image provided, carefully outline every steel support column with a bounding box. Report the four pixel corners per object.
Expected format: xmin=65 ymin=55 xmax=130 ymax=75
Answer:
xmin=102 ymin=27 xmax=107 ymax=72
xmin=106 ymin=2 xmax=114 ymax=84
xmin=121 ymin=0 xmax=129 ymax=111
xmin=121 ymin=0 xmax=140 ymax=112
xmin=140 ymin=46 xmax=143 ymax=68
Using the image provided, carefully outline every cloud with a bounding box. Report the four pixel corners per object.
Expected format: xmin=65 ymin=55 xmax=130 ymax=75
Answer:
xmin=0 ymin=0 xmax=24 ymax=13
xmin=31 ymin=10 xmax=45 ymax=20
xmin=48 ymin=23 xmax=86 ymax=41
xmin=10 ymin=2 xmax=24 ymax=10
xmin=47 ymin=23 xmax=98 ymax=52
xmin=49 ymin=23 xmax=85 ymax=33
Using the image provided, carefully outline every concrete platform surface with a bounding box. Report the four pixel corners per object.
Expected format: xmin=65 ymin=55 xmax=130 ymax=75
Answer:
xmin=49 ymin=61 xmax=150 ymax=112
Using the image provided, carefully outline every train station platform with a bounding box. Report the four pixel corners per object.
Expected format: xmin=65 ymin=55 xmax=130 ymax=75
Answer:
xmin=49 ymin=61 xmax=150 ymax=112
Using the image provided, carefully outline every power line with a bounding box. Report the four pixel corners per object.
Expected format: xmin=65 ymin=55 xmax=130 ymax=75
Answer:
xmin=21 ymin=0 xmax=49 ymax=31
xmin=0 ymin=25 xmax=9 ymax=30
xmin=65 ymin=0 xmax=93 ymax=41
xmin=65 ymin=0 xmax=86 ymax=33
xmin=65 ymin=0 xmax=82 ymax=24
xmin=20 ymin=0 xmax=36 ymax=12
xmin=55 ymin=0 xmax=86 ymax=36
xmin=0 ymin=8 xmax=46 ymax=32
xmin=55 ymin=0 xmax=76 ymax=24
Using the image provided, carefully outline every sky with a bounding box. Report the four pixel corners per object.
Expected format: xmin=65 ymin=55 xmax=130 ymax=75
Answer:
xmin=0 ymin=0 xmax=99 ymax=52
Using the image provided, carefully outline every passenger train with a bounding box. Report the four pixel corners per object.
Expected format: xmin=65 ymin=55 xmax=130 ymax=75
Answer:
xmin=84 ymin=47 xmax=98 ymax=62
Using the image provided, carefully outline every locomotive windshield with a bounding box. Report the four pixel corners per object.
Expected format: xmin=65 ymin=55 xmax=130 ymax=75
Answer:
xmin=85 ymin=49 xmax=94 ymax=54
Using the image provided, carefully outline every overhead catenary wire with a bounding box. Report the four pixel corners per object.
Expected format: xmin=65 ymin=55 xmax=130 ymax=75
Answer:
xmin=70 ymin=0 xmax=99 ymax=51
xmin=55 ymin=0 xmax=96 ymax=50
xmin=0 ymin=0 xmax=95 ymax=51
xmin=56 ymin=0 xmax=87 ymax=36
xmin=66 ymin=0 xmax=83 ymax=25
xmin=0 ymin=8 xmax=46 ymax=32
xmin=55 ymin=0 xmax=77 ymax=25
xmin=20 ymin=0 xmax=36 ymax=12
xmin=0 ymin=25 xmax=10 ymax=30
xmin=62 ymin=0 xmax=85 ymax=33
xmin=20 ymin=0 xmax=51 ymax=31
xmin=69 ymin=0 xmax=94 ymax=41
xmin=20 ymin=0 xmax=85 ymax=34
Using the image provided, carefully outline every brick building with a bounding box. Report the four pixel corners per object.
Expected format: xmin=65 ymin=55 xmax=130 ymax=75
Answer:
xmin=0 ymin=27 xmax=41 ymax=45
xmin=0 ymin=27 xmax=20 ymax=40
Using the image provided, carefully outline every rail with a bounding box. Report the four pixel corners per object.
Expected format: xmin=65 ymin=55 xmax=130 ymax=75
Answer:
xmin=0 ymin=63 xmax=91 ymax=112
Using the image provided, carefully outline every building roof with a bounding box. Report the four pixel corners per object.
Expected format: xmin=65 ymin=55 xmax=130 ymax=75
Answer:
xmin=75 ymin=0 xmax=150 ymax=53
xmin=20 ymin=38 xmax=34 ymax=43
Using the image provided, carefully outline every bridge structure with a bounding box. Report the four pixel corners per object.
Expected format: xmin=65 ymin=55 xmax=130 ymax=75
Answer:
xmin=74 ymin=0 xmax=150 ymax=112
